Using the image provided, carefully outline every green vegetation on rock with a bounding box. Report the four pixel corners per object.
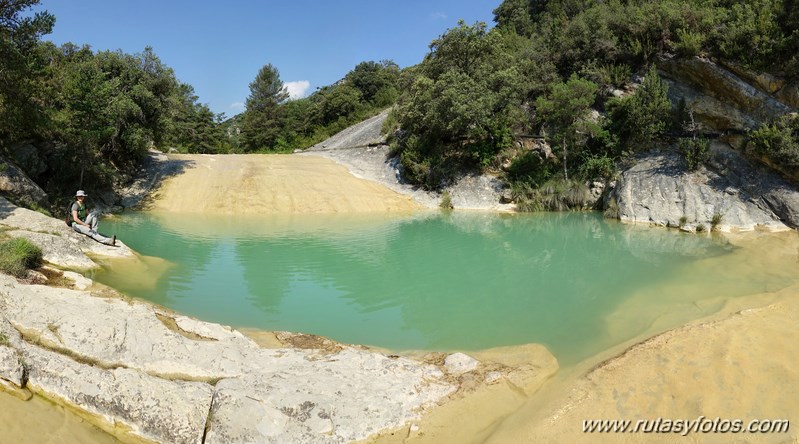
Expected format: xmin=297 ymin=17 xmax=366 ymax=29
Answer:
xmin=0 ymin=237 xmax=43 ymax=278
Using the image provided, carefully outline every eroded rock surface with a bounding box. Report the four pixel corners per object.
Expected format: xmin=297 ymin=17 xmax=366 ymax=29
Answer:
xmin=612 ymin=144 xmax=799 ymax=231
xmin=660 ymin=56 xmax=795 ymax=132
xmin=0 ymin=271 xmax=460 ymax=443
xmin=0 ymin=156 xmax=48 ymax=209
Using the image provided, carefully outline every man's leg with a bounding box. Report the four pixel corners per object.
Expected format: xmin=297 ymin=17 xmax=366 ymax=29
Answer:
xmin=73 ymin=222 xmax=114 ymax=245
xmin=85 ymin=212 xmax=100 ymax=230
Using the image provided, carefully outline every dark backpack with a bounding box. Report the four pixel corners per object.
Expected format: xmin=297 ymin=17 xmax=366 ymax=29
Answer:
xmin=65 ymin=203 xmax=73 ymax=227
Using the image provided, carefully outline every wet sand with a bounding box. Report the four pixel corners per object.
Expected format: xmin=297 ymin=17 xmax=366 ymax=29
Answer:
xmin=5 ymin=153 xmax=799 ymax=443
xmin=0 ymin=389 xmax=122 ymax=443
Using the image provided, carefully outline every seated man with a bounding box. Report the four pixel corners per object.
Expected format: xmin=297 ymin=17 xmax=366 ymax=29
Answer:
xmin=70 ymin=190 xmax=116 ymax=246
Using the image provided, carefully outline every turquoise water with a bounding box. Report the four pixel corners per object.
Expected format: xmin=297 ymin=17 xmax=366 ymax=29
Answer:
xmin=92 ymin=211 xmax=766 ymax=363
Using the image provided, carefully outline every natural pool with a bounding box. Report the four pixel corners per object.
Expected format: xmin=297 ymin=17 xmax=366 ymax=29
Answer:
xmin=91 ymin=211 xmax=798 ymax=364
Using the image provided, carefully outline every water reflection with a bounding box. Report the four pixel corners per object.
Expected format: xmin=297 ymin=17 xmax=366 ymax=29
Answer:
xmin=96 ymin=211 xmax=771 ymax=363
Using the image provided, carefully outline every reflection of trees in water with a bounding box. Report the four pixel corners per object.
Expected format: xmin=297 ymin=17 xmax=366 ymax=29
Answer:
xmin=230 ymin=212 xmax=730 ymax=356
xmin=105 ymin=211 xmax=734 ymax=358
xmin=102 ymin=214 xmax=218 ymax=307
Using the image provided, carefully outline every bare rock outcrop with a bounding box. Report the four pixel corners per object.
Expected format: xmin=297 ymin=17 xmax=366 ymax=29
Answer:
xmin=0 ymin=272 xmax=462 ymax=443
xmin=611 ymin=143 xmax=799 ymax=231
xmin=660 ymin=56 xmax=796 ymax=133
xmin=0 ymin=155 xmax=48 ymax=209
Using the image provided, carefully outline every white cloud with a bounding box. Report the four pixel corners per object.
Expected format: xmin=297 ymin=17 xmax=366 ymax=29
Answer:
xmin=431 ymin=12 xmax=448 ymax=20
xmin=284 ymin=80 xmax=311 ymax=100
xmin=229 ymin=102 xmax=245 ymax=111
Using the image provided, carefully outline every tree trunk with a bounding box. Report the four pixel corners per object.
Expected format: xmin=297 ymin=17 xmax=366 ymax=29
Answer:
xmin=562 ymin=136 xmax=569 ymax=181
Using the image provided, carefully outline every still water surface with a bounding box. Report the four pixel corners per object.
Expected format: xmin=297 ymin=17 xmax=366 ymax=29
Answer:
xmin=92 ymin=211 xmax=795 ymax=364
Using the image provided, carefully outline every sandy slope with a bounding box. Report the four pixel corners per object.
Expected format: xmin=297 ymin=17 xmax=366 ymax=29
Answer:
xmin=146 ymin=153 xmax=421 ymax=214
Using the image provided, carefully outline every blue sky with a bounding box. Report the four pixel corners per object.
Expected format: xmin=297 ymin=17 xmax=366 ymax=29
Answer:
xmin=34 ymin=1 xmax=498 ymax=117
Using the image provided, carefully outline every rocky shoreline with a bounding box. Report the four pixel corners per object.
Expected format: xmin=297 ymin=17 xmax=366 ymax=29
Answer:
xmin=0 ymin=197 xmax=557 ymax=443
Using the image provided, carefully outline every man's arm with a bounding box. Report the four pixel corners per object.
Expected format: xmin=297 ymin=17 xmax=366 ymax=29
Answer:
xmin=72 ymin=207 xmax=89 ymax=227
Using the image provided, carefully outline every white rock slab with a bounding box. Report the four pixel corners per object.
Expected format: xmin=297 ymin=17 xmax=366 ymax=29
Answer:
xmin=62 ymin=270 xmax=93 ymax=290
xmin=0 ymin=345 xmax=23 ymax=387
xmin=22 ymin=344 xmax=213 ymax=444
xmin=0 ymin=275 xmax=456 ymax=443
xmin=0 ymin=197 xmax=65 ymax=233
xmin=0 ymin=276 xmax=288 ymax=379
xmin=172 ymin=313 xmax=257 ymax=344
xmin=444 ymin=352 xmax=480 ymax=376
xmin=206 ymin=348 xmax=454 ymax=443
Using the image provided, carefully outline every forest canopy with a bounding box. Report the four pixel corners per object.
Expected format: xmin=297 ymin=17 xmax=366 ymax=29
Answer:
xmin=1 ymin=0 xmax=798 ymax=211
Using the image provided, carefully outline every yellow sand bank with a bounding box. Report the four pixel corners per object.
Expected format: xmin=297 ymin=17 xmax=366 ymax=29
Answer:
xmin=147 ymin=153 xmax=420 ymax=214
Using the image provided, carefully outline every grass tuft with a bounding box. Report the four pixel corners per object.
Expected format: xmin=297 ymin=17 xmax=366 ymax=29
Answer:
xmin=711 ymin=212 xmax=723 ymax=231
xmin=439 ymin=190 xmax=454 ymax=210
xmin=0 ymin=238 xmax=43 ymax=278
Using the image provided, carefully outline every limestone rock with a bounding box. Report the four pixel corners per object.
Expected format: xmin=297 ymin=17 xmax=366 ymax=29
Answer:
xmin=7 ymin=230 xmax=98 ymax=270
xmin=62 ymin=270 xmax=93 ymax=290
xmin=660 ymin=56 xmax=793 ymax=132
xmin=0 ymin=197 xmax=134 ymax=269
xmin=0 ymin=196 xmax=64 ymax=234
xmin=612 ymin=145 xmax=797 ymax=231
xmin=0 ymin=278 xmax=269 ymax=380
xmin=444 ymin=352 xmax=480 ymax=376
xmin=0 ymin=273 xmax=455 ymax=443
xmin=0 ymin=155 xmax=48 ymax=208
xmin=0 ymin=315 xmax=23 ymax=348
xmin=206 ymin=348 xmax=454 ymax=443
xmin=22 ymin=344 xmax=213 ymax=444
xmin=448 ymin=174 xmax=515 ymax=211
xmin=0 ymin=346 xmax=24 ymax=387
xmin=171 ymin=313 xmax=259 ymax=345
xmin=309 ymin=110 xmax=388 ymax=151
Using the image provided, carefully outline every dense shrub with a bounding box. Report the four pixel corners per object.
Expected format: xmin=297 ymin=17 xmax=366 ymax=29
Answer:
xmin=679 ymin=137 xmax=711 ymax=170
xmin=578 ymin=155 xmax=616 ymax=180
xmin=747 ymin=114 xmax=799 ymax=170
xmin=607 ymin=66 xmax=671 ymax=153
xmin=512 ymin=179 xmax=592 ymax=212
xmin=507 ymin=151 xmax=555 ymax=187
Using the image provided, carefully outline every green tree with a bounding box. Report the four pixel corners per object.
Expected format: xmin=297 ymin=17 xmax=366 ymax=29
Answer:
xmin=535 ymin=74 xmax=598 ymax=180
xmin=240 ymin=63 xmax=288 ymax=151
xmin=311 ymin=84 xmax=363 ymax=128
xmin=0 ymin=0 xmax=54 ymax=141
xmin=392 ymin=21 xmax=533 ymax=186
xmin=33 ymin=44 xmax=180 ymax=190
xmin=344 ymin=60 xmax=400 ymax=106
xmin=607 ymin=65 xmax=671 ymax=152
xmin=748 ymin=113 xmax=799 ymax=172
xmin=165 ymin=83 xmax=225 ymax=153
